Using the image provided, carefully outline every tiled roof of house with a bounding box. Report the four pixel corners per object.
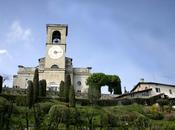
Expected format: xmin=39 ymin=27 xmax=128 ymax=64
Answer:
xmin=131 ymin=82 xmax=175 ymax=92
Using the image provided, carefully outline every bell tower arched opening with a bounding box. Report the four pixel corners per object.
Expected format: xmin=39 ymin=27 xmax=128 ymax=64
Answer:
xmin=52 ymin=31 xmax=61 ymax=44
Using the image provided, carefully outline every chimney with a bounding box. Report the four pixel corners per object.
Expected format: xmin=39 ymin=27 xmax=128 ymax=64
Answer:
xmin=140 ymin=78 xmax=144 ymax=83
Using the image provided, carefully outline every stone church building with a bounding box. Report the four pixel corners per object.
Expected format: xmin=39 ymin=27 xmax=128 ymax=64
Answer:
xmin=13 ymin=24 xmax=91 ymax=92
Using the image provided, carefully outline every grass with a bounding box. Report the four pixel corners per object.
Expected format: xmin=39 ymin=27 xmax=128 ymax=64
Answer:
xmin=1 ymin=96 xmax=175 ymax=129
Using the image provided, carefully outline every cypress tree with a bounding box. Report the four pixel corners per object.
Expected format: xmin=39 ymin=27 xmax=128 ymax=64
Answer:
xmin=39 ymin=80 xmax=42 ymax=97
xmin=59 ymin=80 xmax=65 ymax=98
xmin=27 ymin=80 xmax=33 ymax=109
xmin=41 ymin=79 xmax=47 ymax=97
xmin=33 ymin=68 xmax=39 ymax=103
xmin=69 ymin=85 xmax=75 ymax=107
xmin=64 ymin=74 xmax=71 ymax=102
xmin=0 ymin=75 xmax=2 ymax=93
xmin=39 ymin=79 xmax=46 ymax=97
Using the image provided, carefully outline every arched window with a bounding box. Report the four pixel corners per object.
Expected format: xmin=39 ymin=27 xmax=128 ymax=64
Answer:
xmin=51 ymin=64 xmax=59 ymax=69
xmin=52 ymin=31 xmax=61 ymax=44
xmin=77 ymin=81 xmax=81 ymax=86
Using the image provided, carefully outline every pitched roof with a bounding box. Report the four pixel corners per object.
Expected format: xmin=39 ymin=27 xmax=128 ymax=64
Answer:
xmin=131 ymin=82 xmax=175 ymax=92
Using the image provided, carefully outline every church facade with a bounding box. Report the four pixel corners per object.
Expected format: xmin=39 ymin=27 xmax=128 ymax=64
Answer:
xmin=13 ymin=24 xmax=91 ymax=93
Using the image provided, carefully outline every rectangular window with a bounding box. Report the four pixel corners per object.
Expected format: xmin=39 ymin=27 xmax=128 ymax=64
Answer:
xmin=142 ymin=92 xmax=149 ymax=96
xmin=155 ymin=88 xmax=160 ymax=93
xmin=169 ymin=89 xmax=172 ymax=94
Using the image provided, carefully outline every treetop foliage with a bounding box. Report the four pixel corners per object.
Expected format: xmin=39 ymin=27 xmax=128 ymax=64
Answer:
xmin=86 ymin=73 xmax=121 ymax=104
xmin=86 ymin=73 xmax=107 ymax=87
xmin=86 ymin=73 xmax=121 ymax=94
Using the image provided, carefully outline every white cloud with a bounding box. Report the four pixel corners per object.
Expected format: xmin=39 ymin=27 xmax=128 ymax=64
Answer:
xmin=0 ymin=49 xmax=8 ymax=54
xmin=6 ymin=21 xmax=33 ymax=43
xmin=0 ymin=49 xmax=12 ymax=60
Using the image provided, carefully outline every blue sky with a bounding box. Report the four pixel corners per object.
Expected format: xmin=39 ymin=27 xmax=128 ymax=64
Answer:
xmin=0 ymin=0 xmax=175 ymax=92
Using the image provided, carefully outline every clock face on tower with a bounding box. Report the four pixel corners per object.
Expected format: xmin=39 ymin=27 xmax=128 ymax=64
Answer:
xmin=48 ymin=46 xmax=63 ymax=59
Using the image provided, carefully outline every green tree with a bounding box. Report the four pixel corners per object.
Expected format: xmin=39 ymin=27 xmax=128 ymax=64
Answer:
xmin=86 ymin=73 xmax=107 ymax=87
xmin=59 ymin=80 xmax=65 ymax=98
xmin=86 ymin=73 xmax=107 ymax=104
xmin=69 ymin=85 xmax=75 ymax=107
xmin=33 ymin=68 xmax=39 ymax=103
xmin=48 ymin=105 xmax=70 ymax=129
xmin=39 ymin=79 xmax=46 ymax=97
xmin=86 ymin=73 xmax=121 ymax=104
xmin=64 ymin=74 xmax=71 ymax=102
xmin=0 ymin=75 xmax=2 ymax=93
xmin=27 ymin=80 xmax=33 ymax=109
xmin=107 ymin=75 xmax=121 ymax=94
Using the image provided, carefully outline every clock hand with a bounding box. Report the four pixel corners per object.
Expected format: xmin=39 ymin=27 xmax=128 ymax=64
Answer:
xmin=54 ymin=50 xmax=58 ymax=54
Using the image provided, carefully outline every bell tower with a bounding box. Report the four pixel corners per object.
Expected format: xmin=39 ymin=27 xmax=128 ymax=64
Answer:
xmin=44 ymin=24 xmax=68 ymax=91
xmin=45 ymin=24 xmax=68 ymax=69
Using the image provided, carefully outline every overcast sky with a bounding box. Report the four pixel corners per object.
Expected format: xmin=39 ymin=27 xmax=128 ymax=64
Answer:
xmin=0 ymin=0 xmax=175 ymax=92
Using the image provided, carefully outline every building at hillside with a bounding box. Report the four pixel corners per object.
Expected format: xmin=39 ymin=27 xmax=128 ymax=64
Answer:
xmin=118 ymin=80 xmax=175 ymax=99
xmin=13 ymin=24 xmax=91 ymax=92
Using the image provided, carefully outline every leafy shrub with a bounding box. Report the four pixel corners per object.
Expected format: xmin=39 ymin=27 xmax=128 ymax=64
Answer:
xmin=107 ymin=113 xmax=119 ymax=127
xmin=133 ymin=116 xmax=151 ymax=129
xmin=39 ymin=102 xmax=54 ymax=114
xmin=97 ymin=99 xmax=119 ymax=106
xmin=150 ymin=104 xmax=159 ymax=113
xmin=49 ymin=105 xmax=69 ymax=124
xmin=68 ymin=108 xmax=82 ymax=126
xmin=161 ymin=122 xmax=175 ymax=130
xmin=119 ymin=112 xmax=137 ymax=122
xmin=0 ymin=97 xmax=9 ymax=111
xmin=147 ymin=112 xmax=163 ymax=120
xmin=145 ymin=104 xmax=163 ymax=120
xmin=164 ymin=105 xmax=172 ymax=113
xmin=127 ymin=103 xmax=145 ymax=114
xmin=157 ymin=99 xmax=169 ymax=112
xmin=76 ymin=98 xmax=90 ymax=106
xmin=16 ymin=96 xmax=27 ymax=106
xmin=164 ymin=113 xmax=175 ymax=121
xmin=121 ymin=99 xmax=132 ymax=105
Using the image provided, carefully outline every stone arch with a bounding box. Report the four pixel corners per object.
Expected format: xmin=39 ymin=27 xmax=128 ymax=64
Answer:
xmin=52 ymin=31 xmax=61 ymax=44
xmin=51 ymin=64 xmax=59 ymax=69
